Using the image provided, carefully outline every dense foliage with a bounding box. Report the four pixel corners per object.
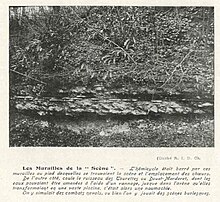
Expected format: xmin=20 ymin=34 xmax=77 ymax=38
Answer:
xmin=9 ymin=6 xmax=214 ymax=95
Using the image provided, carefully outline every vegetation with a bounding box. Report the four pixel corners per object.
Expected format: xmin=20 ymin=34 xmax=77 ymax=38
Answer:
xmin=10 ymin=112 xmax=214 ymax=147
xmin=10 ymin=6 xmax=214 ymax=95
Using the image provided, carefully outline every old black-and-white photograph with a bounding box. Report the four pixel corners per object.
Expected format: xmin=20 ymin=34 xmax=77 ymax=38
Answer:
xmin=9 ymin=6 xmax=214 ymax=147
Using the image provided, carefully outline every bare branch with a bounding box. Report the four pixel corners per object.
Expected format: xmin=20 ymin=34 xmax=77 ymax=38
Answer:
xmin=160 ymin=50 xmax=193 ymax=88
xmin=10 ymin=69 xmax=47 ymax=85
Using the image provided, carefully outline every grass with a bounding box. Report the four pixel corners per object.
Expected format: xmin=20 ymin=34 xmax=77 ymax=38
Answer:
xmin=9 ymin=112 xmax=214 ymax=147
